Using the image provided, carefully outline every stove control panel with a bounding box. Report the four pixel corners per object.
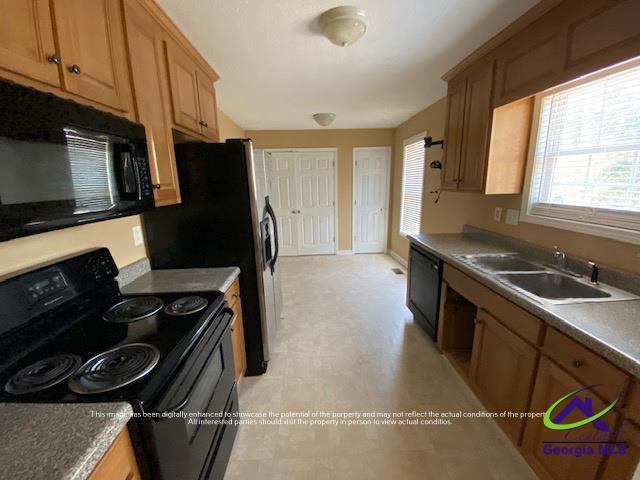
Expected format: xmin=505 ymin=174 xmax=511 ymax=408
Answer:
xmin=84 ymin=251 xmax=116 ymax=283
xmin=24 ymin=270 xmax=67 ymax=305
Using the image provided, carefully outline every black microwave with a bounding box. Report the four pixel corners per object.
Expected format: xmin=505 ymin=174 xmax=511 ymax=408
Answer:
xmin=0 ymin=79 xmax=154 ymax=242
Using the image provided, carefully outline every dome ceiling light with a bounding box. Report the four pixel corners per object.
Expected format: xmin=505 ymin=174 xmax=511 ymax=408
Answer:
xmin=313 ymin=113 xmax=336 ymax=127
xmin=318 ymin=6 xmax=367 ymax=47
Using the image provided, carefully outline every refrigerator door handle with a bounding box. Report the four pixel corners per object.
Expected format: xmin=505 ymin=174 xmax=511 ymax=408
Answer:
xmin=264 ymin=197 xmax=279 ymax=273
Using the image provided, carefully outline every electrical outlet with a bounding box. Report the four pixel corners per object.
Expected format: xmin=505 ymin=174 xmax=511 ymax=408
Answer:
xmin=505 ymin=209 xmax=520 ymax=226
xmin=493 ymin=207 xmax=502 ymax=222
xmin=132 ymin=226 xmax=144 ymax=246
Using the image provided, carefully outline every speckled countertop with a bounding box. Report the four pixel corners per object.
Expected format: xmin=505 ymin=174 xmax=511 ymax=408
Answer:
xmin=121 ymin=267 xmax=240 ymax=295
xmin=0 ymin=402 xmax=132 ymax=480
xmin=409 ymin=232 xmax=640 ymax=378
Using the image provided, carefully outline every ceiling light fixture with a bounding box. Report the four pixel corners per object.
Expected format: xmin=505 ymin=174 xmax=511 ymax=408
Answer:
xmin=318 ymin=6 xmax=367 ymax=47
xmin=313 ymin=113 xmax=336 ymax=127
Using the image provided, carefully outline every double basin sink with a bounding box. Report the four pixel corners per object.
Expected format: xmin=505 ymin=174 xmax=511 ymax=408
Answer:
xmin=453 ymin=253 xmax=637 ymax=305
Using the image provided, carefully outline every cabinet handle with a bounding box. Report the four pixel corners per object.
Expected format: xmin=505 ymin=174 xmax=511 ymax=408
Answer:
xmin=152 ymin=183 xmax=161 ymax=189
xmin=199 ymin=120 xmax=209 ymax=127
xmin=68 ymin=64 xmax=81 ymax=74
xmin=47 ymin=54 xmax=61 ymax=65
xmin=572 ymin=360 xmax=584 ymax=368
xmin=232 ymin=293 xmax=239 ymax=299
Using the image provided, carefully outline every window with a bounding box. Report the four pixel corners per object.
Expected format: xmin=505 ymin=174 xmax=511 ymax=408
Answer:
xmin=400 ymin=132 xmax=426 ymax=236
xmin=522 ymin=61 xmax=640 ymax=243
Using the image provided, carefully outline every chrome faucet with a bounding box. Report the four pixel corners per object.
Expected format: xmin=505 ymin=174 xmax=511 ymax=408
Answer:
xmin=553 ymin=246 xmax=567 ymax=270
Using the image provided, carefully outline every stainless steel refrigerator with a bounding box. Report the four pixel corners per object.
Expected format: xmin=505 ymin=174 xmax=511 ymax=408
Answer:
xmin=142 ymin=139 xmax=282 ymax=375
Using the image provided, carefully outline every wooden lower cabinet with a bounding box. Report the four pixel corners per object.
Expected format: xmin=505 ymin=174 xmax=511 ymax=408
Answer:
xmin=469 ymin=309 xmax=538 ymax=444
xmin=225 ymin=278 xmax=246 ymax=382
xmin=599 ymin=419 xmax=640 ymax=480
xmin=88 ymin=426 xmax=141 ymax=480
xmin=521 ymin=357 xmax=618 ymax=480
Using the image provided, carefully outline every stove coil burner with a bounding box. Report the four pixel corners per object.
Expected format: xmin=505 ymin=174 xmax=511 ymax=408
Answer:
xmin=165 ymin=296 xmax=209 ymax=316
xmin=5 ymin=354 xmax=82 ymax=395
xmin=103 ymin=296 xmax=164 ymax=323
xmin=68 ymin=343 xmax=160 ymax=394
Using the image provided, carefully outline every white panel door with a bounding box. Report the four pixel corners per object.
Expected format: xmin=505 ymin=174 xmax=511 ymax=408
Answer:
xmin=353 ymin=147 xmax=390 ymax=253
xmin=296 ymin=151 xmax=336 ymax=255
xmin=268 ymin=152 xmax=298 ymax=256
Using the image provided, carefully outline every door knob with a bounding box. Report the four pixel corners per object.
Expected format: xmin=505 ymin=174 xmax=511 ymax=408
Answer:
xmin=68 ymin=64 xmax=81 ymax=74
xmin=291 ymin=210 xmax=296 ymax=214
xmin=47 ymin=54 xmax=61 ymax=64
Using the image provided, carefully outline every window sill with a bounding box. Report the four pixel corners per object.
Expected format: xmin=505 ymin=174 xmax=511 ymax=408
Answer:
xmin=519 ymin=211 xmax=640 ymax=245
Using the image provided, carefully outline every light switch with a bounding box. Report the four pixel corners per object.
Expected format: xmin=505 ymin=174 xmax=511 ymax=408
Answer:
xmin=132 ymin=226 xmax=144 ymax=246
xmin=506 ymin=209 xmax=520 ymax=226
xmin=493 ymin=207 xmax=502 ymax=222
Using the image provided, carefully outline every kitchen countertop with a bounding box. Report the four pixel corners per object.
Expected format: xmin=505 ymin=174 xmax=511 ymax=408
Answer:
xmin=0 ymin=402 xmax=132 ymax=480
xmin=121 ymin=267 xmax=240 ymax=295
xmin=409 ymin=232 xmax=640 ymax=378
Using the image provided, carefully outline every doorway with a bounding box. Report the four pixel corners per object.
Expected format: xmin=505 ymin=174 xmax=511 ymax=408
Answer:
xmin=352 ymin=147 xmax=391 ymax=254
xmin=266 ymin=149 xmax=337 ymax=256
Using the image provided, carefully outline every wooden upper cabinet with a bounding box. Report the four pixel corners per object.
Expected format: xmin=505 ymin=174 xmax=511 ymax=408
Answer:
xmin=0 ymin=0 xmax=60 ymax=87
xmin=124 ymin=0 xmax=180 ymax=206
xmin=53 ymin=0 xmax=132 ymax=112
xmin=441 ymin=76 xmax=466 ymax=190
xmin=165 ymin=40 xmax=202 ymax=135
xmin=196 ymin=68 xmax=219 ymax=140
xmin=521 ymin=357 xmax=615 ymax=480
xmin=458 ymin=61 xmax=494 ymax=192
xmin=469 ymin=309 xmax=538 ymax=444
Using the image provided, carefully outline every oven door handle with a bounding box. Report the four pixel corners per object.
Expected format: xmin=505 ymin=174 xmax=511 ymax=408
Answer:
xmin=152 ymin=308 xmax=233 ymax=417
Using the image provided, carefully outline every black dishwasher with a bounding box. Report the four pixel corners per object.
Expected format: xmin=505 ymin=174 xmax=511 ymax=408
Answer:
xmin=408 ymin=245 xmax=443 ymax=340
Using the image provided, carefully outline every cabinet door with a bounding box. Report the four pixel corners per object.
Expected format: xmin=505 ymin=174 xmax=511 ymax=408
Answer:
xmin=441 ymin=76 xmax=466 ymax=190
xmin=88 ymin=427 xmax=141 ymax=480
xmin=469 ymin=309 xmax=537 ymax=444
xmin=0 ymin=0 xmax=60 ymax=87
xmin=458 ymin=61 xmax=494 ymax=192
xmin=124 ymin=1 xmax=180 ymax=206
xmin=599 ymin=419 xmax=640 ymax=480
xmin=165 ymin=40 xmax=202 ymax=135
xmin=196 ymin=69 xmax=219 ymax=140
xmin=521 ymin=357 xmax=614 ymax=480
xmin=53 ymin=0 xmax=132 ymax=111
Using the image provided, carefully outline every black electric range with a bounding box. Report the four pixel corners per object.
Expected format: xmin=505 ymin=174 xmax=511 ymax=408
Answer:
xmin=0 ymin=248 xmax=239 ymax=480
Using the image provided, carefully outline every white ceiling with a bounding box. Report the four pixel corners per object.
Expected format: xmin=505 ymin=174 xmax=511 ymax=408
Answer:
xmin=157 ymin=0 xmax=538 ymax=130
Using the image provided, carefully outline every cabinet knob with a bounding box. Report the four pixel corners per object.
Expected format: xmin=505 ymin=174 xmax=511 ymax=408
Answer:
xmin=68 ymin=64 xmax=81 ymax=74
xmin=572 ymin=360 xmax=584 ymax=368
xmin=199 ymin=120 xmax=209 ymax=127
xmin=152 ymin=183 xmax=161 ymax=189
xmin=47 ymin=54 xmax=61 ymax=65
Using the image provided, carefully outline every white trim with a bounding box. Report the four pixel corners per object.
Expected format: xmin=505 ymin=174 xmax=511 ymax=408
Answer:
xmin=336 ymin=250 xmax=354 ymax=255
xmin=520 ymin=69 xmax=640 ymax=246
xmin=263 ymin=147 xmax=339 ymax=255
xmin=399 ymin=131 xmax=426 ymax=238
xmin=352 ymin=146 xmax=392 ymax=254
xmin=387 ymin=249 xmax=408 ymax=268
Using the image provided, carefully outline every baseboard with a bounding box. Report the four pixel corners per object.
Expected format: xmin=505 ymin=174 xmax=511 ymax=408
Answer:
xmin=336 ymin=250 xmax=354 ymax=255
xmin=387 ymin=249 xmax=408 ymax=268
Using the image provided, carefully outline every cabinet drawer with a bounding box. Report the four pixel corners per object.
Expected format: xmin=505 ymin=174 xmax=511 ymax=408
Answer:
xmin=224 ymin=277 xmax=240 ymax=308
xmin=624 ymin=380 xmax=640 ymax=426
xmin=443 ymin=264 xmax=543 ymax=345
xmin=543 ymin=328 xmax=630 ymax=404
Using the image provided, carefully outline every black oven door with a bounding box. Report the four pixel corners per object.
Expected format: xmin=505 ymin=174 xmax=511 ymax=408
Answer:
xmin=145 ymin=308 xmax=236 ymax=480
xmin=0 ymin=78 xmax=153 ymax=242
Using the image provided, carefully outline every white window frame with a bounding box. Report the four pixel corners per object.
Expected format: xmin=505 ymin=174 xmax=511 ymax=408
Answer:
xmin=520 ymin=59 xmax=640 ymax=245
xmin=399 ymin=131 xmax=426 ymax=237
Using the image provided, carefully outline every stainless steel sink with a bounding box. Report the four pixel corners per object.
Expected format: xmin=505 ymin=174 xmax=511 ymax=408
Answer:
xmin=497 ymin=272 xmax=637 ymax=305
xmin=454 ymin=254 xmax=545 ymax=273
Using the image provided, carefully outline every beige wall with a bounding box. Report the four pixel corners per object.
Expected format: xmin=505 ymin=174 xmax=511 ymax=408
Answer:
xmin=0 ymin=215 xmax=147 ymax=277
xmin=247 ymin=129 xmax=395 ymax=251
xmin=218 ymin=109 xmax=245 ymax=140
xmin=388 ymin=98 xmax=640 ymax=274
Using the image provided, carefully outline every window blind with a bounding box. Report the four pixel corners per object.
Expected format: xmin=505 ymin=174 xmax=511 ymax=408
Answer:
xmin=400 ymin=136 xmax=425 ymax=236
xmin=528 ymin=63 xmax=640 ymax=232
